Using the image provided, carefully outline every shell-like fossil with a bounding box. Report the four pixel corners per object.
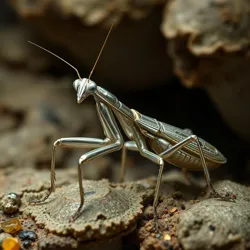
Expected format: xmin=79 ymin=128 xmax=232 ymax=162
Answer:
xmin=21 ymin=179 xmax=153 ymax=241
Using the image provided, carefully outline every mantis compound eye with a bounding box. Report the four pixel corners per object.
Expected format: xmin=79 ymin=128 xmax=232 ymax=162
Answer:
xmin=73 ymin=79 xmax=81 ymax=91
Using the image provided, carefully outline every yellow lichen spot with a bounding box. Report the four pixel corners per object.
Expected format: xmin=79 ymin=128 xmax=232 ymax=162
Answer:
xmin=163 ymin=233 xmax=171 ymax=241
xmin=2 ymin=237 xmax=20 ymax=250
xmin=1 ymin=218 xmax=22 ymax=234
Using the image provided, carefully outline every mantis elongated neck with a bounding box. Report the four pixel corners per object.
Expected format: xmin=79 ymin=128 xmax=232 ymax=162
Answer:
xmin=95 ymin=86 xmax=134 ymax=120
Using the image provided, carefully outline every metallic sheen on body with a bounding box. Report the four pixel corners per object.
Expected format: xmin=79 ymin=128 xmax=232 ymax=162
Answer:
xmin=31 ymin=78 xmax=232 ymax=222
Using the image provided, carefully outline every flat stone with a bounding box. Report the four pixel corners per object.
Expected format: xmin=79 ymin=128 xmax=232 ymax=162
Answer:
xmin=21 ymin=179 xmax=153 ymax=241
xmin=178 ymin=183 xmax=250 ymax=250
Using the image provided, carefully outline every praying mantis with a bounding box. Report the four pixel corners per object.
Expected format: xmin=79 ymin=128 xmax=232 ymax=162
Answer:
xmin=29 ymin=22 xmax=233 ymax=222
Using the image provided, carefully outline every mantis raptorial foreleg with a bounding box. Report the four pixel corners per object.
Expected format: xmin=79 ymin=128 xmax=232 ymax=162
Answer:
xmin=29 ymin=137 xmax=109 ymax=205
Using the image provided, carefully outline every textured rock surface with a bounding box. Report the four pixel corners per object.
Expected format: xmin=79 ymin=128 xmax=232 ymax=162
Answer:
xmin=162 ymin=0 xmax=250 ymax=55
xmin=8 ymin=0 xmax=171 ymax=88
xmin=0 ymin=167 xmax=78 ymax=198
xmin=178 ymin=180 xmax=250 ymax=250
xmin=9 ymin=0 xmax=165 ymax=24
xmin=21 ymin=179 xmax=154 ymax=241
xmin=137 ymin=171 xmax=250 ymax=250
xmin=0 ymin=66 xmax=100 ymax=169
xmin=0 ymin=25 xmax=51 ymax=71
xmin=162 ymin=0 xmax=250 ymax=141
xmin=178 ymin=199 xmax=250 ymax=250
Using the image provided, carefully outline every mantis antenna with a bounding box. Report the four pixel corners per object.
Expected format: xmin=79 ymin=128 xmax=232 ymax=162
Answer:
xmin=88 ymin=20 xmax=116 ymax=83
xmin=28 ymin=21 xmax=115 ymax=82
xmin=28 ymin=41 xmax=82 ymax=80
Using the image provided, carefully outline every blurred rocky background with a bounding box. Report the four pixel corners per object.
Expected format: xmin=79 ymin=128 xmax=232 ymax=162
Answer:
xmin=0 ymin=0 xmax=250 ymax=185
xmin=1 ymin=1 xmax=250 ymax=250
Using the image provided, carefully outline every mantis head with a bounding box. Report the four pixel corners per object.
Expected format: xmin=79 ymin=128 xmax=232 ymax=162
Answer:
xmin=73 ymin=78 xmax=97 ymax=103
xmin=29 ymin=20 xmax=115 ymax=104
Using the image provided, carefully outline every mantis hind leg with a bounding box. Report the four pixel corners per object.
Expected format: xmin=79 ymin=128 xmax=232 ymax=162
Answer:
xmin=121 ymin=132 xmax=235 ymax=225
xmin=159 ymin=135 xmax=235 ymax=202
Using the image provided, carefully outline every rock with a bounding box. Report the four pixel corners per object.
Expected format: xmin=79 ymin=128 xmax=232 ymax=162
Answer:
xmin=0 ymin=168 xmax=78 ymax=198
xmin=0 ymin=104 xmax=21 ymax=134
xmin=137 ymin=171 xmax=250 ymax=250
xmin=0 ymin=193 xmax=21 ymax=214
xmin=0 ymin=25 xmax=51 ymax=71
xmin=2 ymin=237 xmax=21 ymax=250
xmin=18 ymin=230 xmax=37 ymax=241
xmin=9 ymin=0 xmax=166 ymax=24
xmin=0 ymin=66 xmax=99 ymax=169
xmin=177 ymin=179 xmax=250 ymax=250
xmin=209 ymin=180 xmax=250 ymax=202
xmin=20 ymin=179 xmax=153 ymax=241
xmin=0 ymin=232 xmax=12 ymax=246
xmin=8 ymin=0 xmax=172 ymax=89
xmin=1 ymin=218 xmax=22 ymax=234
xmin=178 ymin=199 xmax=250 ymax=250
xmin=15 ymin=217 xmax=79 ymax=250
xmin=161 ymin=0 xmax=250 ymax=141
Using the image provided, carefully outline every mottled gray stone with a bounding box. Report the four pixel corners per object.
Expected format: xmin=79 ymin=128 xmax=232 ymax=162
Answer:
xmin=178 ymin=181 xmax=250 ymax=250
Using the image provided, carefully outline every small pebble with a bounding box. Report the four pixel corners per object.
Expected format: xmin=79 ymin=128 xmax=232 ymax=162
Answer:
xmin=2 ymin=237 xmax=20 ymax=250
xmin=163 ymin=233 xmax=171 ymax=241
xmin=170 ymin=207 xmax=178 ymax=213
xmin=162 ymin=241 xmax=174 ymax=250
xmin=22 ymin=240 xmax=31 ymax=248
xmin=163 ymin=241 xmax=170 ymax=248
xmin=7 ymin=193 xmax=21 ymax=206
xmin=0 ymin=233 xmax=12 ymax=246
xmin=163 ymin=209 xmax=168 ymax=214
xmin=19 ymin=231 xmax=37 ymax=241
xmin=147 ymin=213 xmax=154 ymax=220
xmin=156 ymin=233 xmax=161 ymax=238
xmin=145 ymin=225 xmax=152 ymax=232
xmin=1 ymin=218 xmax=22 ymax=234
xmin=181 ymin=204 xmax=186 ymax=210
xmin=209 ymin=224 xmax=216 ymax=231
xmin=0 ymin=193 xmax=21 ymax=214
